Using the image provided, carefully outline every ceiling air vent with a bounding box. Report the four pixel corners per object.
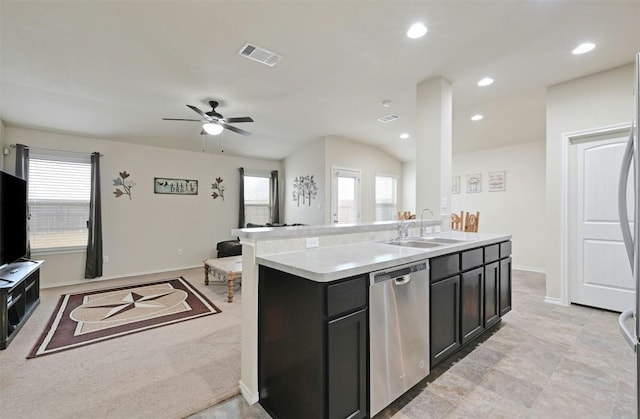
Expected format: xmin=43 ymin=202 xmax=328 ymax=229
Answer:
xmin=377 ymin=114 xmax=399 ymax=123
xmin=238 ymin=42 xmax=282 ymax=67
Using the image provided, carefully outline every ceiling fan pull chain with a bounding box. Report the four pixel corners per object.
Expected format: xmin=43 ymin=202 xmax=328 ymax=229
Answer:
xmin=221 ymin=131 xmax=224 ymax=153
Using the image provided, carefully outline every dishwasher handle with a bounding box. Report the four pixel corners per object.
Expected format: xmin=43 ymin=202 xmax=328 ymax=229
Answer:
xmin=370 ymin=261 xmax=427 ymax=285
xmin=394 ymin=275 xmax=411 ymax=285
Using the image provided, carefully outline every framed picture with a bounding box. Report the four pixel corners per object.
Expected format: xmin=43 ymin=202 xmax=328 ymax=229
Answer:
xmin=466 ymin=173 xmax=482 ymax=193
xmin=154 ymin=177 xmax=198 ymax=195
xmin=489 ymin=171 xmax=506 ymax=192
xmin=452 ymin=175 xmax=460 ymax=194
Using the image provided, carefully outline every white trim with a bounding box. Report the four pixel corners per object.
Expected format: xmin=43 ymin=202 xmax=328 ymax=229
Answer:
xmin=331 ymin=166 xmax=362 ymax=224
xmin=560 ymin=122 xmax=632 ymax=307
xmin=513 ymin=266 xmax=546 ymax=274
xmin=239 ymin=380 xmax=259 ymax=405
xmin=40 ymin=263 xmax=202 ymax=289
xmin=544 ymin=296 xmax=568 ymax=306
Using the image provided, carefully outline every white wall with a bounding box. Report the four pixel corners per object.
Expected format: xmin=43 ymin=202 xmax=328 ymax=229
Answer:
xmin=402 ymin=161 xmax=416 ymax=214
xmin=451 ymin=141 xmax=546 ymax=271
xmin=545 ymin=63 xmax=635 ymax=302
xmin=283 ymin=137 xmax=325 ymax=225
xmin=3 ymin=127 xmax=282 ymax=287
xmin=324 ymin=136 xmax=403 ymax=223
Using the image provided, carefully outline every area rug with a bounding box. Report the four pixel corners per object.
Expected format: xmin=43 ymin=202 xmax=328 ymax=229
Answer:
xmin=28 ymin=277 xmax=220 ymax=358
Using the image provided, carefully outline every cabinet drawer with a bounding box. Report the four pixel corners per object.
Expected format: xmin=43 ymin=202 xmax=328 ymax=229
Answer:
xmin=484 ymin=244 xmax=499 ymax=263
xmin=327 ymin=276 xmax=367 ymax=318
xmin=461 ymin=248 xmax=483 ymax=271
xmin=500 ymin=241 xmax=512 ymax=259
xmin=431 ymin=253 xmax=460 ymax=282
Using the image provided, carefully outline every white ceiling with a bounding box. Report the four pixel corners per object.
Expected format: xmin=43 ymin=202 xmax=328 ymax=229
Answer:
xmin=1 ymin=1 xmax=639 ymax=163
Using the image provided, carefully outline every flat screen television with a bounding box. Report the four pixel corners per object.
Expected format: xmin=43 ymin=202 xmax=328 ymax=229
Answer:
xmin=0 ymin=170 xmax=28 ymax=267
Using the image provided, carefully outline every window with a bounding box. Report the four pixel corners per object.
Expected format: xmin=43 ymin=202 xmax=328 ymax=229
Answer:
xmin=244 ymin=173 xmax=271 ymax=225
xmin=28 ymin=150 xmax=91 ymax=251
xmin=375 ymin=175 xmax=397 ymax=221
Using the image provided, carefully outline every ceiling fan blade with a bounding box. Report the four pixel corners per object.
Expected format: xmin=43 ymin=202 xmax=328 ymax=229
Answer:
xmin=224 ymin=117 xmax=254 ymax=123
xmin=187 ymin=104 xmax=213 ymax=121
xmin=223 ymin=124 xmax=252 ymax=136
xmin=162 ymin=118 xmax=201 ymax=122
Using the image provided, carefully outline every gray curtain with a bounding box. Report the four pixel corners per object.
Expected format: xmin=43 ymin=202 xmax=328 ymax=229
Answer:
xmin=238 ymin=167 xmax=245 ymax=228
xmin=15 ymin=144 xmax=31 ymax=259
xmin=85 ymin=152 xmax=103 ymax=279
xmin=270 ymin=170 xmax=280 ymax=224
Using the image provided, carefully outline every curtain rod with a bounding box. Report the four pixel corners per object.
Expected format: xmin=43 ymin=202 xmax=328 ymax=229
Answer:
xmin=10 ymin=144 xmax=103 ymax=157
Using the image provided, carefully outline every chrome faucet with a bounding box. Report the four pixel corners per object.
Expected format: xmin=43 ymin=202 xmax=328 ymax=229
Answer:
xmin=397 ymin=219 xmax=413 ymax=239
xmin=420 ymin=208 xmax=434 ymax=237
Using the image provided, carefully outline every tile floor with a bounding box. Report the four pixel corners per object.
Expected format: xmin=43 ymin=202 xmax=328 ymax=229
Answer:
xmin=190 ymin=270 xmax=637 ymax=419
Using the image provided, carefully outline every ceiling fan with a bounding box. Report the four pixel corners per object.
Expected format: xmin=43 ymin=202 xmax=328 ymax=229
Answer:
xmin=163 ymin=101 xmax=253 ymax=136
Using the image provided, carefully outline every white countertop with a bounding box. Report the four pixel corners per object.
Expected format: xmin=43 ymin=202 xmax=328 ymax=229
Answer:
xmin=257 ymin=231 xmax=511 ymax=282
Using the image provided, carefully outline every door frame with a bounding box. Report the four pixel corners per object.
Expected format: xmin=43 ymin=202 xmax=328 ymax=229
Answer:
xmin=558 ymin=122 xmax=632 ymax=306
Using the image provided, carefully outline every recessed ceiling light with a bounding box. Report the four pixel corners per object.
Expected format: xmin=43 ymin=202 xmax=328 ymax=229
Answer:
xmin=382 ymin=99 xmax=391 ymax=108
xmin=400 ymin=133 xmax=410 ymax=139
xmin=471 ymin=114 xmax=483 ymax=121
xmin=477 ymin=77 xmax=494 ymax=87
xmin=572 ymin=42 xmax=596 ymax=55
xmin=407 ymin=23 xmax=427 ymax=39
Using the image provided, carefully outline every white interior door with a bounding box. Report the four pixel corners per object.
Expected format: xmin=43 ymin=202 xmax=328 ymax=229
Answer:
xmin=570 ymin=135 xmax=634 ymax=312
xmin=331 ymin=168 xmax=361 ymax=224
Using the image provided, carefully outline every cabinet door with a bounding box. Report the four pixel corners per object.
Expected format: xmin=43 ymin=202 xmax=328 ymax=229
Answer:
xmin=328 ymin=308 xmax=367 ymax=419
xmin=460 ymin=267 xmax=484 ymax=345
xmin=484 ymin=262 xmax=500 ymax=328
xmin=430 ymin=275 xmax=461 ymax=367
xmin=499 ymin=257 xmax=512 ymax=316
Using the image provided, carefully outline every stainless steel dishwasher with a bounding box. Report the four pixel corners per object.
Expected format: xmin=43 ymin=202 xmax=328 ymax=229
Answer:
xmin=369 ymin=260 xmax=429 ymax=417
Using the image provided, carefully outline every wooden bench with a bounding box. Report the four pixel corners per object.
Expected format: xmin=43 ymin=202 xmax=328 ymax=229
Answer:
xmin=203 ymin=255 xmax=242 ymax=302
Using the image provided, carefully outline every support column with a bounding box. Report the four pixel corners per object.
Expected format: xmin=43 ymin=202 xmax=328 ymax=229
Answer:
xmin=415 ymin=77 xmax=452 ymax=229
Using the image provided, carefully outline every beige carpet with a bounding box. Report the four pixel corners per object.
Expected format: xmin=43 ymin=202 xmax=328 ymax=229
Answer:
xmin=0 ymin=267 xmax=242 ymax=419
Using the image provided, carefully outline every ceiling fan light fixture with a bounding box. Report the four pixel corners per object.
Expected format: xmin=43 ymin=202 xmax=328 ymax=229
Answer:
xmin=203 ymin=123 xmax=223 ymax=135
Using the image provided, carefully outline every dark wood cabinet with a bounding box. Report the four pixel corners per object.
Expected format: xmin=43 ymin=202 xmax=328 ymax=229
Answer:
xmin=429 ymin=241 xmax=511 ymax=367
xmin=258 ymin=265 xmax=368 ymax=419
xmin=328 ymin=309 xmax=367 ymax=419
xmin=484 ymin=261 xmax=500 ymax=328
xmin=499 ymin=256 xmax=512 ymax=316
xmin=460 ymin=267 xmax=484 ymax=345
xmin=1 ymin=260 xmax=42 ymax=350
xmin=430 ymin=275 xmax=461 ymax=367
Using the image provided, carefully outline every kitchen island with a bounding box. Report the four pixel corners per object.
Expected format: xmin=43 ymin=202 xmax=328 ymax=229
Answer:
xmin=234 ymin=223 xmax=511 ymax=419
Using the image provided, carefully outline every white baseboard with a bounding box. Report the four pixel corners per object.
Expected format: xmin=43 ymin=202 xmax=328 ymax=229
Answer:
xmin=544 ymin=296 xmax=568 ymax=306
xmin=41 ymin=263 xmax=202 ymax=289
xmin=513 ymin=265 xmax=546 ymax=274
xmin=239 ymin=380 xmax=259 ymax=405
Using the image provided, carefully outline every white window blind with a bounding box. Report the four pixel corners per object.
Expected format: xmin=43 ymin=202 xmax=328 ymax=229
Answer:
xmin=28 ymin=150 xmax=91 ymax=250
xmin=375 ymin=175 xmax=397 ymax=221
xmin=244 ymin=174 xmax=270 ymax=225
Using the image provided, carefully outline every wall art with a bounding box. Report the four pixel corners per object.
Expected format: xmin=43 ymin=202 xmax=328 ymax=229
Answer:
xmin=211 ymin=177 xmax=225 ymax=200
xmin=292 ymin=175 xmax=318 ymax=207
xmin=466 ymin=173 xmax=482 ymax=193
xmin=154 ymin=177 xmax=198 ymax=195
xmin=489 ymin=171 xmax=506 ymax=192
xmin=452 ymin=175 xmax=460 ymax=194
xmin=113 ymin=170 xmax=135 ymax=199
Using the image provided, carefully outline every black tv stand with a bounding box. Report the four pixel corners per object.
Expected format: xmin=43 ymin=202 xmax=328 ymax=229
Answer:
xmin=0 ymin=260 xmax=43 ymax=349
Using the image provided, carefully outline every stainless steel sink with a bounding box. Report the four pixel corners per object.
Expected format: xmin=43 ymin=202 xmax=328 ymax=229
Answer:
xmin=385 ymin=240 xmax=442 ymax=248
xmin=419 ymin=238 xmax=466 ymax=244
